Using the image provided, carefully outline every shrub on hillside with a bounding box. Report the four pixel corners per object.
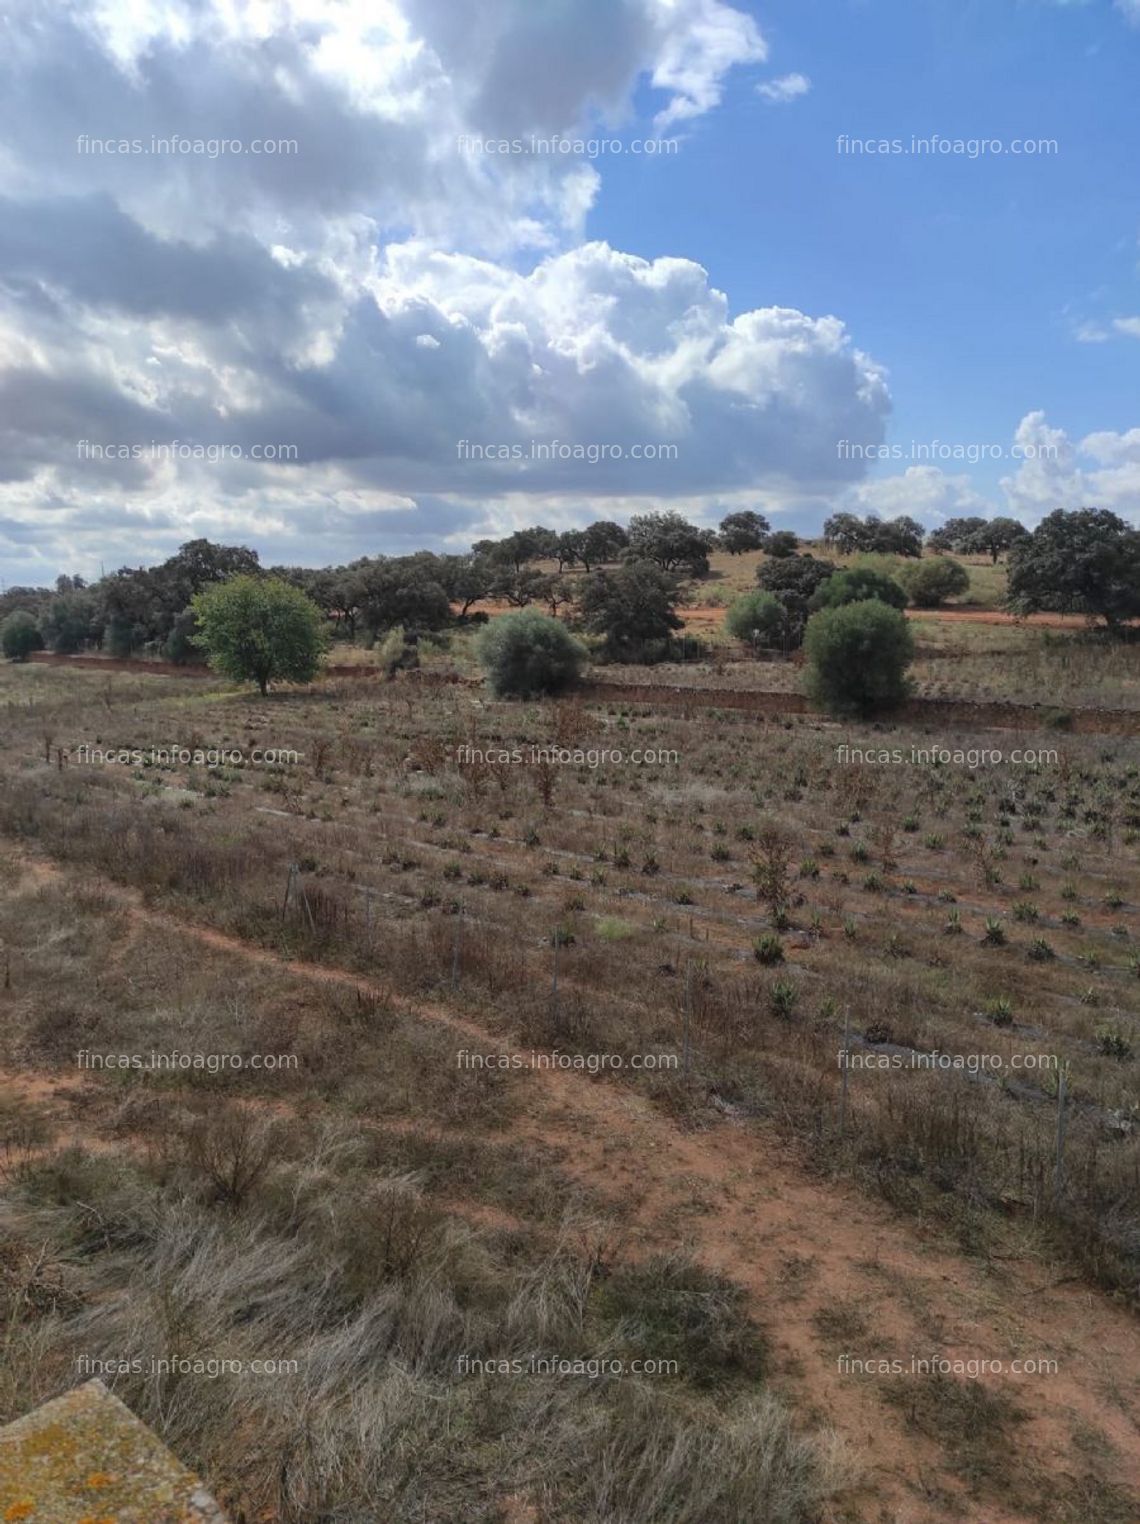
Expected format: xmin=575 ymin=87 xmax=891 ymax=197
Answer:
xmin=1 ymin=610 xmax=44 ymax=662
xmin=577 ymin=560 xmax=682 ymax=662
xmin=804 ymin=599 xmax=914 ymax=717
xmin=810 ymin=566 xmax=907 ymax=612
xmin=755 ymin=555 xmax=836 ymax=648
xmin=764 ymin=530 xmax=799 ymax=559
xmin=725 ymin=591 xmax=788 ymax=650
xmin=164 ymin=608 xmax=200 ymax=665
xmin=476 ymin=610 xmax=587 ymax=697
xmin=901 ymin=557 xmax=970 ymax=608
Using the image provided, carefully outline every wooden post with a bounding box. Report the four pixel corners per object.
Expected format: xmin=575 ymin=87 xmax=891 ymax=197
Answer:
xmin=451 ymin=903 xmax=462 ymax=990
xmin=551 ymin=930 xmax=560 ymax=1033
xmin=839 ymin=1005 xmax=851 ymax=1138
xmin=280 ymin=864 xmax=295 ymax=923
xmin=1054 ymin=1066 xmax=1068 ymax=1198
xmin=298 ymin=875 xmax=316 ymax=933
xmin=683 ymin=960 xmax=693 ymax=1080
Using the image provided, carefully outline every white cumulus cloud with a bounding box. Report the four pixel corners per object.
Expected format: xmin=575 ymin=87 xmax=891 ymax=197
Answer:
xmin=756 ymin=73 xmax=811 ymax=105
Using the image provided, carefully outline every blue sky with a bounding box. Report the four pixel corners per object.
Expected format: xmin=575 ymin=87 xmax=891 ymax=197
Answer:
xmin=596 ymin=0 xmax=1140 ymax=495
xmin=0 ymin=0 xmax=1137 ymax=583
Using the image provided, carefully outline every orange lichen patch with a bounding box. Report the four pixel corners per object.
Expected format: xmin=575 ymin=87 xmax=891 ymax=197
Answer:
xmin=0 ymin=1382 xmax=228 ymax=1523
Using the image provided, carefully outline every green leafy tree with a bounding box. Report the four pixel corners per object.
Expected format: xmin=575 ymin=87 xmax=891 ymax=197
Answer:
xmin=436 ymin=554 xmax=494 ymax=617
xmin=41 ymin=588 xmax=100 ymax=653
xmin=756 ymin=555 xmax=836 ymax=647
xmin=822 ymin=513 xmax=871 ymax=554
xmin=1007 ymin=509 xmax=1140 ymax=631
xmin=824 ymin=514 xmax=923 ymax=557
xmin=963 ymin=517 xmax=1027 ymax=562
xmin=764 ymin=530 xmax=800 ymax=559
xmin=718 ymin=511 xmax=770 ymax=554
xmin=578 ymin=520 xmax=629 ymax=570
xmin=1 ymin=610 xmax=44 ymax=662
xmin=0 ymin=585 xmax=50 ymax=625
xmin=476 ymin=610 xmax=587 ymax=697
xmin=164 ymin=608 xmax=200 ymax=665
xmin=480 ymin=527 xmax=559 ymax=572
xmin=162 ymin=538 xmax=260 ymax=606
xmin=100 ymin=539 xmax=260 ymax=651
xmin=291 ymin=566 xmax=366 ymax=638
xmin=805 ymin=600 xmax=915 ymax=717
xmin=356 ymin=559 xmax=451 ymax=636
xmin=812 ymin=566 xmax=907 ymax=612
xmin=191 ymin=576 xmax=327 ymax=695
xmin=627 ymin=512 xmax=715 ymax=575
xmin=554 ymin=531 xmax=584 ymax=571
xmin=724 ymin=590 xmax=788 ymax=650
xmin=867 ymin=515 xmax=924 ymax=557
xmin=578 ymin=560 xmax=683 ymax=661
xmin=489 ymin=565 xmax=550 ymax=608
xmin=901 ymin=557 xmax=970 ymax=608
xmin=927 ymin=516 xmax=988 ymax=554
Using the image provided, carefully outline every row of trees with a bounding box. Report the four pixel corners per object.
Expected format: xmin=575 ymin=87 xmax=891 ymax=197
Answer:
xmin=468 ymin=511 xmax=800 ymax=582
xmin=927 ymin=515 xmax=1028 ymax=562
xmin=469 ymin=507 xmax=1032 ymax=577
xmin=3 ymin=508 xmax=1137 ymax=676
xmin=0 ymin=512 xmax=779 ymax=662
xmin=821 ymin=511 xmax=1036 ymax=563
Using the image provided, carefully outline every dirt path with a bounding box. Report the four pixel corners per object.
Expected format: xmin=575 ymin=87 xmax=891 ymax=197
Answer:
xmin=680 ymin=605 xmax=1132 ymax=632
xmin=25 ymin=646 xmax=1138 ymax=733
xmin=4 ymin=851 xmax=1139 ymax=1524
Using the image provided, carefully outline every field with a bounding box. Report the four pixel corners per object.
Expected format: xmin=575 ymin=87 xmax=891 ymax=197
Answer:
xmin=1 ymin=646 xmax=1138 ymax=1524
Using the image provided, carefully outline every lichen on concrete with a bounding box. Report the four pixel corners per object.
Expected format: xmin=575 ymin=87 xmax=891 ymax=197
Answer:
xmin=0 ymin=1380 xmax=227 ymax=1523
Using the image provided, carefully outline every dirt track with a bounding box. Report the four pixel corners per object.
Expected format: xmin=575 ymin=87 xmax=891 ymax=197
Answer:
xmin=681 ymin=605 xmax=1131 ymax=632
xmin=5 ymin=845 xmax=1139 ymax=1524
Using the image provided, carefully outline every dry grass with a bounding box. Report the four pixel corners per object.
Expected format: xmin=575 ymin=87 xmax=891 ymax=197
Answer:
xmin=0 ymin=653 xmax=1137 ymax=1520
xmin=0 ymin=866 xmax=841 ymax=1523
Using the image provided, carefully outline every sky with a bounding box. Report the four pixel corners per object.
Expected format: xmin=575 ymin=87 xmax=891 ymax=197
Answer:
xmin=0 ymin=0 xmax=1137 ymax=585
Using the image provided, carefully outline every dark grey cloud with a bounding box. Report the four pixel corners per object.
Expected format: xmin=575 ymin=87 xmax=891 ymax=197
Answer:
xmin=0 ymin=194 xmax=338 ymax=323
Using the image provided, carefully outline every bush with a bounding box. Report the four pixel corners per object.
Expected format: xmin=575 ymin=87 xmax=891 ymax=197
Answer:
xmin=755 ymin=555 xmax=836 ymax=648
xmin=598 ymin=1254 xmax=767 ymax=1391
xmin=725 ymin=591 xmax=787 ymax=649
xmin=577 ymin=560 xmax=682 ymax=661
xmin=1 ymin=610 xmax=44 ymax=662
xmin=476 ymin=610 xmax=587 ymax=697
xmin=901 ymin=557 xmax=970 ymax=608
xmin=753 ymin=933 xmax=785 ymax=966
xmin=764 ymin=530 xmax=799 ymax=559
xmin=377 ymin=625 xmax=419 ymax=678
xmin=804 ymin=600 xmax=914 ymax=717
xmin=164 ymin=608 xmax=200 ymax=665
xmin=810 ymin=566 xmax=907 ymax=612
xmin=191 ymin=575 xmax=327 ymax=695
